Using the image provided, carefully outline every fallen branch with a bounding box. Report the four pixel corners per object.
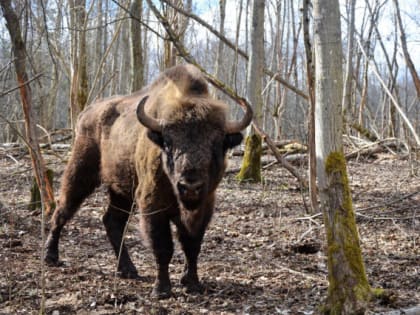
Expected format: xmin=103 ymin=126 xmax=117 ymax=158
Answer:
xmin=356 ymin=212 xmax=420 ymax=221
xmin=345 ymin=138 xmax=406 ymax=159
xmin=225 ymin=154 xmax=307 ymax=175
xmin=381 ymin=306 xmax=420 ymax=315
xmin=245 ymin=120 xmax=308 ymax=187
xmin=231 ymin=140 xmax=306 ymax=156
xmin=295 ymin=190 xmax=420 ymax=223
xmin=277 ymin=265 xmax=327 ymax=283
xmin=357 ymin=190 xmax=420 ymax=212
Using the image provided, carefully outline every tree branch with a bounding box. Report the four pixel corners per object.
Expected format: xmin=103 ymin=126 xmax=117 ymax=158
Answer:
xmin=356 ymin=37 xmax=420 ymax=146
xmin=158 ymin=0 xmax=308 ymax=100
xmin=110 ymin=0 xmax=164 ymax=39
xmin=392 ymin=0 xmax=420 ymax=98
xmin=0 ymin=73 xmax=43 ymax=97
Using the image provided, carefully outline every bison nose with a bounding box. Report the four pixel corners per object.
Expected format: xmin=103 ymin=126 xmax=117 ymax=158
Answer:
xmin=177 ymin=180 xmax=204 ymax=198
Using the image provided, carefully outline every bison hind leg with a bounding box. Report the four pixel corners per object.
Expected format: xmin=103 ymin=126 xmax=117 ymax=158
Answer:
xmin=103 ymin=189 xmax=139 ymax=279
xmin=45 ymin=138 xmax=101 ymax=266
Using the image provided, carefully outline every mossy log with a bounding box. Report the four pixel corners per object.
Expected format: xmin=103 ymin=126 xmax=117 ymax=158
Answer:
xmin=350 ymin=122 xmax=378 ymax=142
xmin=231 ymin=140 xmax=307 ymax=156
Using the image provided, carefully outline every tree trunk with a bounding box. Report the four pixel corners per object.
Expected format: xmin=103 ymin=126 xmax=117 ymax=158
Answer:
xmin=30 ymin=169 xmax=54 ymax=211
xmin=1 ymin=0 xmax=55 ymax=215
xmin=392 ymin=0 xmax=420 ymax=98
xmin=236 ymin=0 xmax=264 ymax=183
xmin=302 ymin=0 xmax=318 ymax=213
xmin=228 ymin=0 xmax=243 ymax=90
xmin=69 ymin=0 xmax=88 ymax=129
xmin=313 ymin=0 xmax=372 ymax=313
xmin=120 ymin=23 xmax=131 ymax=94
xmin=162 ymin=0 xmax=184 ymax=69
xmin=342 ymin=0 xmax=356 ymax=124
xmin=1 ymin=4 xmax=56 ymax=311
xmin=130 ymin=0 xmax=144 ymax=92
xmin=357 ymin=0 xmax=377 ymax=138
xmin=214 ymin=0 xmax=226 ymax=80
xmin=214 ymin=0 xmax=226 ymax=99
xmin=94 ymin=1 xmax=103 ymax=98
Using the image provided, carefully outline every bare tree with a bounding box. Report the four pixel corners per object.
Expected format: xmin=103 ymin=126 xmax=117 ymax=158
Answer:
xmin=157 ymin=0 xmax=308 ymax=101
xmin=94 ymin=1 xmax=104 ymax=98
xmin=160 ymin=0 xmax=191 ymax=69
xmin=0 ymin=0 xmax=55 ymax=213
xmin=313 ymin=0 xmax=372 ymax=312
xmin=342 ymin=0 xmax=356 ymax=121
xmin=130 ymin=0 xmax=145 ymax=92
xmin=214 ymin=0 xmax=226 ymax=82
xmin=69 ymin=0 xmax=89 ymax=129
xmin=302 ymin=0 xmax=318 ymax=213
xmin=1 ymin=2 xmax=56 ymax=310
xmin=392 ymin=0 xmax=420 ymax=98
xmin=236 ymin=0 xmax=265 ymax=182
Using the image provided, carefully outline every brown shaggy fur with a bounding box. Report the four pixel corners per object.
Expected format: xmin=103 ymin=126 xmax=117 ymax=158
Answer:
xmin=44 ymin=64 xmax=249 ymax=298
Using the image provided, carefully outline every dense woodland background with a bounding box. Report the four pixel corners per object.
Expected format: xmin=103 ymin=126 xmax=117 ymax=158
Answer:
xmin=0 ymin=0 xmax=419 ymax=314
xmin=1 ymin=0 xmax=419 ymax=144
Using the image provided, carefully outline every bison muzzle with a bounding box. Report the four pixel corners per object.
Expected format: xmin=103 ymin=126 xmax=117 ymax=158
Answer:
xmin=44 ymin=64 xmax=252 ymax=298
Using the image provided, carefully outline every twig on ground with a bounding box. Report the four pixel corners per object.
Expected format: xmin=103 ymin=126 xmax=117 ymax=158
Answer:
xmin=356 ymin=211 xmax=420 ymax=221
xmin=357 ymin=190 xmax=420 ymax=212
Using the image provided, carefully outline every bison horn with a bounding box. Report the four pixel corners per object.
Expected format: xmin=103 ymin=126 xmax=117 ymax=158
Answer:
xmin=136 ymin=96 xmax=162 ymax=132
xmin=225 ymin=99 xmax=253 ymax=133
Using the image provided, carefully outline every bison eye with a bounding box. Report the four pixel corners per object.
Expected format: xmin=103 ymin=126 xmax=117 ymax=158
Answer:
xmin=163 ymin=137 xmax=172 ymax=153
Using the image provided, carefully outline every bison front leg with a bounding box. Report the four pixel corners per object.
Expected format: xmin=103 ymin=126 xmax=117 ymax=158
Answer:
xmin=178 ymin=230 xmax=205 ymax=294
xmin=176 ymin=205 xmax=213 ymax=294
xmin=103 ymin=190 xmax=139 ymax=279
xmin=141 ymin=215 xmax=174 ymax=299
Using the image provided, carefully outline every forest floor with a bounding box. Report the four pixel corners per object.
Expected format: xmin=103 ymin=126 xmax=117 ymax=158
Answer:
xmin=0 ymin=144 xmax=419 ymax=315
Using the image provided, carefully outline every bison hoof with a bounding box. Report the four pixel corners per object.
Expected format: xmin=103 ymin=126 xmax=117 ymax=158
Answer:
xmin=44 ymin=252 xmax=61 ymax=266
xmin=118 ymin=267 xmax=140 ymax=280
xmin=180 ymin=274 xmax=204 ymax=294
xmin=151 ymin=283 xmax=172 ymax=299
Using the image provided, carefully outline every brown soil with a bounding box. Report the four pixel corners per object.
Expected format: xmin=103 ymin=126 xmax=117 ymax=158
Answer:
xmin=0 ymin=148 xmax=419 ymax=314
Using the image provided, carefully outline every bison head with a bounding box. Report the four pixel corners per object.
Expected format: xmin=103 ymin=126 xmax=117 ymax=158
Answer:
xmin=136 ymin=95 xmax=252 ymax=211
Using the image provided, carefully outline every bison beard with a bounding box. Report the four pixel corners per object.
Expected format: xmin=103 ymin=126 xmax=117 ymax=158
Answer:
xmin=44 ymin=64 xmax=252 ymax=299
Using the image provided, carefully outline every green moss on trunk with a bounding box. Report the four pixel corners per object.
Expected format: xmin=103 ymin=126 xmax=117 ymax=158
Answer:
xmin=322 ymin=151 xmax=372 ymax=314
xmin=350 ymin=122 xmax=378 ymax=142
xmin=29 ymin=169 xmax=54 ymax=211
xmin=236 ymin=133 xmax=262 ymax=182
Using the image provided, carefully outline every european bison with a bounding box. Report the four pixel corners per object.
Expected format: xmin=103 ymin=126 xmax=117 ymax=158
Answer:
xmin=45 ymin=64 xmax=252 ymax=298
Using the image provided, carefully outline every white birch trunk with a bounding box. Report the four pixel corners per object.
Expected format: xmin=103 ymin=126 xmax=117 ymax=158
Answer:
xmin=313 ymin=0 xmax=372 ymax=313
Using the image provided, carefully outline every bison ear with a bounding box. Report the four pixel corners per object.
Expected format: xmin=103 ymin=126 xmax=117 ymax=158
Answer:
xmin=223 ymin=133 xmax=243 ymax=151
xmin=147 ymin=130 xmax=164 ymax=148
